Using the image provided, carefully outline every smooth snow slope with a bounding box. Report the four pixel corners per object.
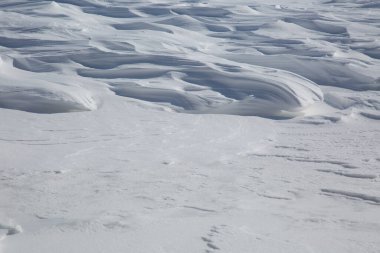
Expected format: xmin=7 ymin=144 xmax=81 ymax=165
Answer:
xmin=0 ymin=0 xmax=380 ymax=253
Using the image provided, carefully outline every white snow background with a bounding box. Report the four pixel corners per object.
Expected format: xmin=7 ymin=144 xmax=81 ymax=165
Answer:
xmin=0 ymin=0 xmax=379 ymax=252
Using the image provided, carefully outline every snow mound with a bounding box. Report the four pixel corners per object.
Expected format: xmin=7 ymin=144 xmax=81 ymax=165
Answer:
xmin=0 ymin=0 xmax=378 ymax=118
xmin=0 ymin=57 xmax=96 ymax=113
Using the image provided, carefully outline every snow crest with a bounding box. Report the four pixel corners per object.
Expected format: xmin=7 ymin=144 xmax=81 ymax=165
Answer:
xmin=0 ymin=0 xmax=345 ymax=118
xmin=1 ymin=0 xmax=379 ymax=117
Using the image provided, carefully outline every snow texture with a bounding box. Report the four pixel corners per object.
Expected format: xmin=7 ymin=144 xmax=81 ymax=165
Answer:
xmin=0 ymin=0 xmax=379 ymax=252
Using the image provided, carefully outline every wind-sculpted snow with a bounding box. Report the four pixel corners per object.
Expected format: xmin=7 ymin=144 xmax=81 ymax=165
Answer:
xmin=1 ymin=1 xmax=380 ymax=253
xmin=1 ymin=0 xmax=377 ymax=117
xmin=0 ymin=56 xmax=97 ymax=113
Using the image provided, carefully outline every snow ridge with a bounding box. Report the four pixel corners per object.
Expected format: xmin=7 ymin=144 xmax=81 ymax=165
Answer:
xmin=1 ymin=0 xmax=379 ymax=118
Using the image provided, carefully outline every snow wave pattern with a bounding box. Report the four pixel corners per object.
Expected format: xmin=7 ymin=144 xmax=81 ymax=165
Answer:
xmin=0 ymin=0 xmax=379 ymax=118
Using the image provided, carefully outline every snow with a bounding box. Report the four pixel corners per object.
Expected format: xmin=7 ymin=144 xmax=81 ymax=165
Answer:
xmin=0 ymin=0 xmax=379 ymax=252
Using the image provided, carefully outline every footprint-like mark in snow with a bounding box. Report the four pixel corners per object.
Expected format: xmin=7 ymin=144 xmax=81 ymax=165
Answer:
xmin=202 ymin=225 xmax=227 ymax=252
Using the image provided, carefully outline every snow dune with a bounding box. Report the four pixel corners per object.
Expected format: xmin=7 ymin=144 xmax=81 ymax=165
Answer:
xmin=0 ymin=56 xmax=97 ymax=113
xmin=1 ymin=0 xmax=379 ymax=117
xmin=0 ymin=0 xmax=338 ymax=118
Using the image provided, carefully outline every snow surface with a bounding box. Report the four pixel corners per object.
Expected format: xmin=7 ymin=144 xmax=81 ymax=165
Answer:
xmin=0 ymin=0 xmax=379 ymax=252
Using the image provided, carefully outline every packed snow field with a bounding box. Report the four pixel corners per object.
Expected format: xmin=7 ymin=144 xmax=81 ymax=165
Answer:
xmin=0 ymin=0 xmax=379 ymax=252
